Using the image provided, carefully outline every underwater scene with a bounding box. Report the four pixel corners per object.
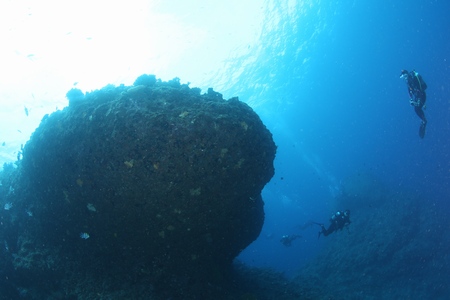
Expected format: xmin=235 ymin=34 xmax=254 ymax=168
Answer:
xmin=1 ymin=1 xmax=450 ymax=299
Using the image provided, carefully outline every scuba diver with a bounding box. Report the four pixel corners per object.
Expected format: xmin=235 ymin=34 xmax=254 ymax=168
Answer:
xmin=280 ymin=234 xmax=301 ymax=247
xmin=400 ymin=69 xmax=428 ymax=138
xmin=314 ymin=210 xmax=351 ymax=238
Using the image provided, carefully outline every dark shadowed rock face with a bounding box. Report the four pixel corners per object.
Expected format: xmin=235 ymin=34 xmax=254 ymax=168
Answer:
xmin=13 ymin=76 xmax=276 ymax=296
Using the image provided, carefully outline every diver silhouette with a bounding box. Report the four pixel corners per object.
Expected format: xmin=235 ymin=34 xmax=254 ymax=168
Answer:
xmin=314 ymin=210 xmax=351 ymax=238
xmin=400 ymin=69 xmax=428 ymax=138
xmin=280 ymin=234 xmax=301 ymax=247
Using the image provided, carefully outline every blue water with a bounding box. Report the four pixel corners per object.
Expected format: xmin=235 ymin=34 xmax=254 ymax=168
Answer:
xmin=232 ymin=0 xmax=450 ymax=277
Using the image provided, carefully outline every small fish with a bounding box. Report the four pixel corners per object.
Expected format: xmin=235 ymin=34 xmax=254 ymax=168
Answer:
xmin=86 ymin=203 xmax=96 ymax=212
xmin=25 ymin=209 xmax=33 ymax=217
xmin=4 ymin=202 xmax=13 ymax=210
xmin=24 ymin=106 xmax=29 ymax=116
xmin=80 ymin=232 xmax=90 ymax=239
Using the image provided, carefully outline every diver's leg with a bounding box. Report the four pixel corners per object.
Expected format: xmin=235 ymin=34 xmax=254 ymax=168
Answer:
xmin=322 ymin=225 xmax=331 ymax=236
xmin=415 ymin=106 xmax=427 ymax=138
xmin=414 ymin=107 xmax=427 ymax=124
xmin=319 ymin=225 xmax=329 ymax=237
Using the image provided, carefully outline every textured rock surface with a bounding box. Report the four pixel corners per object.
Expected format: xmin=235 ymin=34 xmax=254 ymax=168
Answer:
xmin=295 ymin=175 xmax=450 ymax=299
xmin=3 ymin=76 xmax=276 ymax=297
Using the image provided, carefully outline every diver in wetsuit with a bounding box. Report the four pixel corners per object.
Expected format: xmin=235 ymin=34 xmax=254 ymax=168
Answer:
xmin=280 ymin=234 xmax=301 ymax=247
xmin=400 ymin=69 xmax=428 ymax=138
xmin=317 ymin=210 xmax=351 ymax=238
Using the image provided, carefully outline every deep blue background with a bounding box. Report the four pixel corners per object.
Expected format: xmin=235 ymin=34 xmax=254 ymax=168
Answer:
xmin=236 ymin=0 xmax=450 ymax=277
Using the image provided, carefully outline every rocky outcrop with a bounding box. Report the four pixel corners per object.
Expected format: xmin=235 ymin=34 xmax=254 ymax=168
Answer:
xmin=0 ymin=75 xmax=276 ymax=298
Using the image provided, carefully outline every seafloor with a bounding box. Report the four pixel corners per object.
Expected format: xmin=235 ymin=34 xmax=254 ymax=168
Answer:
xmin=1 ymin=172 xmax=447 ymax=299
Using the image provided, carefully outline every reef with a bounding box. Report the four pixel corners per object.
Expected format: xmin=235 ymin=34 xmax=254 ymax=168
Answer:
xmin=294 ymin=174 xmax=450 ymax=299
xmin=0 ymin=75 xmax=276 ymax=299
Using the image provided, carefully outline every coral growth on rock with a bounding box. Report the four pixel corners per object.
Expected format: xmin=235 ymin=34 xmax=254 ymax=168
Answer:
xmin=0 ymin=75 xmax=276 ymax=298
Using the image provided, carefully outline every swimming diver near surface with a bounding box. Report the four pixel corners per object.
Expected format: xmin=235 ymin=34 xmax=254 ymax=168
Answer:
xmin=313 ymin=210 xmax=351 ymax=238
xmin=400 ymin=69 xmax=428 ymax=138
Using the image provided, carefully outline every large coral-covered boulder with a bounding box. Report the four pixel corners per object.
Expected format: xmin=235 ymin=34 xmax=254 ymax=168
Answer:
xmin=14 ymin=76 xmax=276 ymax=295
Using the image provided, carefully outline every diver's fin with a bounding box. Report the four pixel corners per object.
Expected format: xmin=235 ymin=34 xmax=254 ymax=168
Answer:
xmin=299 ymin=220 xmax=321 ymax=230
xmin=419 ymin=121 xmax=426 ymax=139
